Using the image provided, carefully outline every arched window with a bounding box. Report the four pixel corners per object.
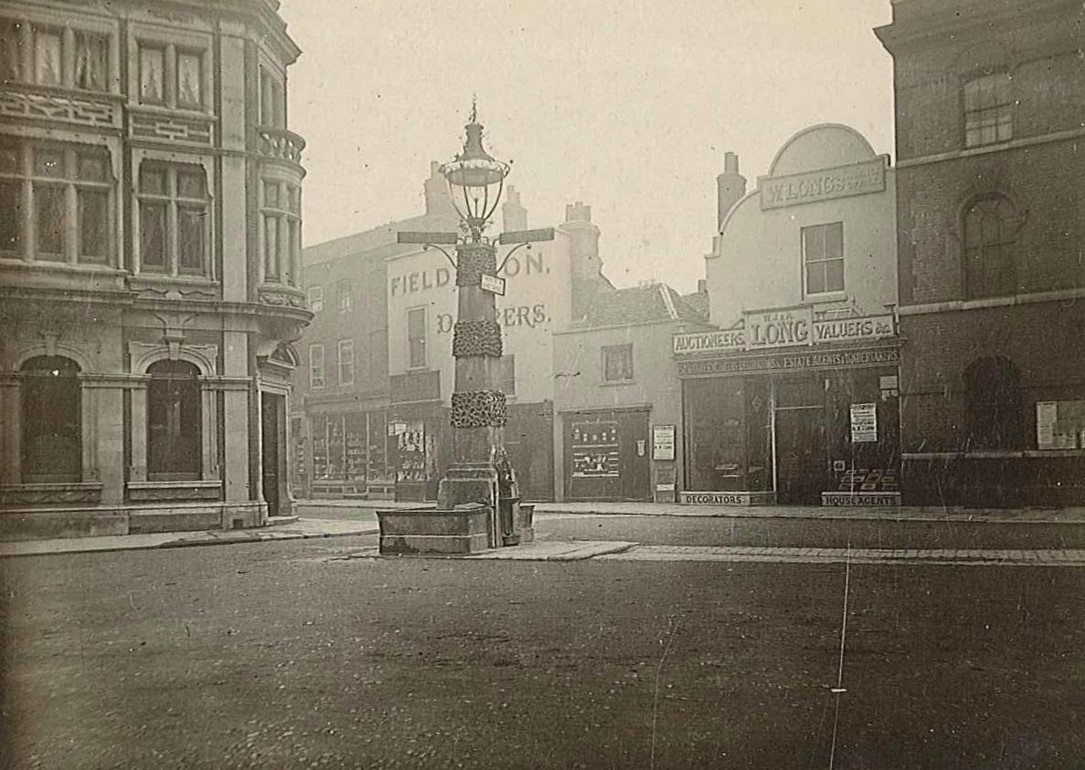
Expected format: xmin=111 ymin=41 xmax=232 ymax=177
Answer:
xmin=963 ymin=195 xmax=1017 ymax=299
xmin=21 ymin=356 xmax=81 ymax=482
xmin=964 ymin=356 xmax=1022 ymax=450
xmin=147 ymin=360 xmax=201 ymax=479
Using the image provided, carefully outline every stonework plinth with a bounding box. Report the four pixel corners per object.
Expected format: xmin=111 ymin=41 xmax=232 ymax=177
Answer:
xmin=377 ymin=504 xmax=492 ymax=555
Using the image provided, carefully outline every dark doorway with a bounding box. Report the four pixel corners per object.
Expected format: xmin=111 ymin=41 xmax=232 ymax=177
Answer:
xmin=564 ymin=410 xmax=650 ymax=501
xmin=261 ymin=392 xmax=284 ymax=517
xmin=774 ymin=407 xmax=825 ymax=504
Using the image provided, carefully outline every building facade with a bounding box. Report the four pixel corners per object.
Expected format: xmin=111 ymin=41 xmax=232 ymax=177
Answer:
xmin=877 ymin=0 xmax=1085 ymax=506
xmin=294 ymin=176 xmax=612 ymax=503
xmin=553 ymin=282 xmax=708 ymax=502
xmin=0 ymin=0 xmax=308 ymax=537
xmin=675 ymin=129 xmax=900 ymax=506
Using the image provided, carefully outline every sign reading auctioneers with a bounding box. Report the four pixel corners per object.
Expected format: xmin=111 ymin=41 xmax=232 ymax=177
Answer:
xmin=672 ymin=312 xmax=895 ymax=355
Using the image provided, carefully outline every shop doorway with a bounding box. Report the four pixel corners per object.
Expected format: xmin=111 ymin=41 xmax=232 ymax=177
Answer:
xmin=564 ymin=410 xmax=650 ymax=501
xmin=261 ymin=393 xmax=284 ymax=517
xmin=774 ymin=406 xmax=826 ymax=504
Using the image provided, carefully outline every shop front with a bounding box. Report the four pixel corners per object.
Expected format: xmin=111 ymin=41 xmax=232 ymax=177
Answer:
xmin=562 ymin=408 xmax=651 ymax=502
xmin=676 ymin=309 xmax=901 ymax=506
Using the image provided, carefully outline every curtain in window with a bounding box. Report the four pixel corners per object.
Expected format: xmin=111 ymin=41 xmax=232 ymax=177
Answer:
xmin=139 ymin=47 xmax=164 ymax=103
xmin=34 ymin=29 xmax=61 ymax=86
xmin=74 ymin=32 xmax=108 ymax=91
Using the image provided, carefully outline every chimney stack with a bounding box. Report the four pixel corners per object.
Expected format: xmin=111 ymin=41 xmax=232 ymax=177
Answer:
xmin=502 ymin=185 xmax=527 ymax=232
xmin=424 ymin=160 xmax=454 ymax=216
xmin=716 ymin=152 xmax=746 ymax=232
xmin=561 ymin=201 xmax=604 ymax=320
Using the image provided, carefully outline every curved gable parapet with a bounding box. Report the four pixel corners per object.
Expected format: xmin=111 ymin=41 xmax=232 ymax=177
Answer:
xmin=767 ymin=124 xmax=878 ymax=178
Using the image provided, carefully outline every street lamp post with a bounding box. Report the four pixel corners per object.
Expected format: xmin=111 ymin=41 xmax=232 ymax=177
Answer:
xmin=390 ymin=108 xmax=553 ymax=552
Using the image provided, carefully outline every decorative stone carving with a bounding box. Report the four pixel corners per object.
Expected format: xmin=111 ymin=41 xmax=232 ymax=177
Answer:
xmin=257 ymin=128 xmax=306 ymax=164
xmin=450 ymin=389 xmax=508 ymax=428
xmin=452 ymin=319 xmax=503 ymax=358
xmin=131 ymin=111 xmax=213 ymax=145
xmin=456 ymin=243 xmax=497 ymax=286
xmin=0 ymin=89 xmax=117 ymax=128
xmin=258 ymin=287 xmax=307 ymax=308
xmin=0 ymin=483 xmax=104 ymax=508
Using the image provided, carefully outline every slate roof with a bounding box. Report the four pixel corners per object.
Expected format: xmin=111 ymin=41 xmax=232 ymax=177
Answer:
xmin=576 ymin=282 xmax=709 ymax=328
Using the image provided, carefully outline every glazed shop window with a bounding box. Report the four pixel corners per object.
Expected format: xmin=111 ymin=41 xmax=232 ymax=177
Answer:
xmin=146 ymin=360 xmax=202 ymax=480
xmin=964 ymin=73 xmax=1013 ymax=148
xmin=262 ymin=181 xmax=300 ymax=284
xmin=1036 ymin=400 xmax=1085 ymax=450
xmin=0 ymin=140 xmax=112 ymax=264
xmin=21 ymin=356 xmax=81 ymax=483
xmin=802 ymin=222 xmax=844 ymax=295
xmin=309 ymin=344 xmax=325 ymax=389
xmin=0 ymin=20 xmax=110 ymax=91
xmin=139 ymin=43 xmax=204 ymax=109
xmin=407 ymin=308 xmax=427 ymax=368
xmin=603 ymin=343 xmax=633 ymax=382
xmin=138 ymin=162 xmax=208 ymax=276
xmin=337 ymin=339 xmax=355 ymax=387
xmin=307 ymin=285 xmax=324 ymax=312
xmin=964 ymin=195 xmax=1017 ymax=299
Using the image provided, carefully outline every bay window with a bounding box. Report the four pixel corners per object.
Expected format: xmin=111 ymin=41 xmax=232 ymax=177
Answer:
xmin=262 ymin=179 xmax=300 ymax=285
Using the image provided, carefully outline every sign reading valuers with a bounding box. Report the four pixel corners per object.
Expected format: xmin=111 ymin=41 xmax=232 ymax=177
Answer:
xmin=672 ymin=313 xmax=895 ymax=355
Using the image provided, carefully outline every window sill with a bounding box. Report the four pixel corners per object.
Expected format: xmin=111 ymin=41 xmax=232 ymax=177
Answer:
xmin=0 ymin=259 xmax=126 ymax=274
xmin=130 ymin=103 xmax=216 ymax=120
xmin=804 ymin=292 xmax=849 ymax=305
xmin=601 ymin=379 xmax=636 ymax=387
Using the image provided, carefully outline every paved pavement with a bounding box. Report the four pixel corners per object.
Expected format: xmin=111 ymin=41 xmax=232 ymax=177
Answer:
xmin=6 ymin=498 xmax=1085 ymax=561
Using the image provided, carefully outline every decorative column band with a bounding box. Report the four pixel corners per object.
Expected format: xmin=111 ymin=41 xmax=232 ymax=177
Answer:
xmin=452 ymin=320 xmax=503 ymax=358
xmin=456 ymin=243 xmax=497 ymax=286
xmin=451 ymin=390 xmax=508 ymax=428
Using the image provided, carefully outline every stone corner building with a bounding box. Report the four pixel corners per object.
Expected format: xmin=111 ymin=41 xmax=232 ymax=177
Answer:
xmin=0 ymin=0 xmax=309 ymax=537
xmin=877 ymin=0 xmax=1085 ymax=506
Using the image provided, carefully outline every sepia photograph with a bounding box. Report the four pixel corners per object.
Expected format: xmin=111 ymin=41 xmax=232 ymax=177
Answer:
xmin=2 ymin=0 xmax=1085 ymax=767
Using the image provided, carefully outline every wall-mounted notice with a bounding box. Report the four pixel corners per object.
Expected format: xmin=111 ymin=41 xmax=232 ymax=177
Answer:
xmin=850 ymin=403 xmax=877 ymax=443
xmin=652 ymin=424 xmax=676 ymax=461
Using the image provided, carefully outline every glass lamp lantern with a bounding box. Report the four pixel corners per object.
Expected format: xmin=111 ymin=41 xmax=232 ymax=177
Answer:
xmin=439 ymin=116 xmax=510 ymax=241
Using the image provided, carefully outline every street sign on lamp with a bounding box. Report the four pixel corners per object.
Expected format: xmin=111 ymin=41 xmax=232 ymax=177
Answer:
xmin=480 ymin=274 xmax=506 ymax=296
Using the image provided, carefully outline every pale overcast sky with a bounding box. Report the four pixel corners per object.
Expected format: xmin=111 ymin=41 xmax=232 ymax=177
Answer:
xmin=281 ymin=0 xmax=894 ymax=293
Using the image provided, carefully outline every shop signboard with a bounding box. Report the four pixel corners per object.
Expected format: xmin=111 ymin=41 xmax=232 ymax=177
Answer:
xmin=760 ymin=157 xmax=886 ymax=210
xmin=652 ymin=424 xmax=676 ymax=461
xmin=850 ymin=403 xmax=878 ymax=443
xmin=673 ymin=313 xmax=895 ymax=356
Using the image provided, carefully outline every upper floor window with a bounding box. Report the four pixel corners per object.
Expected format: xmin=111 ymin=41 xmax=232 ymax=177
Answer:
xmin=336 ymin=279 xmax=354 ymax=312
xmin=963 ymin=195 xmax=1017 ymax=299
xmin=138 ymin=161 xmax=209 ymax=276
xmin=802 ymin=222 xmax=844 ymax=295
xmin=0 ymin=139 xmax=112 ymax=264
xmin=260 ymin=66 xmax=285 ymax=128
xmin=0 ymin=19 xmax=110 ymax=92
xmin=603 ymin=343 xmax=634 ymax=382
xmin=309 ymin=344 xmax=325 ymax=389
xmin=139 ymin=42 xmax=204 ymax=109
xmin=307 ymin=285 xmax=324 ymax=312
xmin=964 ymin=356 xmax=1022 ymax=450
xmin=407 ymin=308 xmax=426 ymax=368
xmin=337 ymin=339 xmax=355 ymax=387
xmin=964 ymin=73 xmax=1013 ymax=148
xmin=262 ymin=180 xmax=300 ymax=285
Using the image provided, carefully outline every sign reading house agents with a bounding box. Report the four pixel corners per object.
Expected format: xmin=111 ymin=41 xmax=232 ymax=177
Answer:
xmin=672 ymin=312 xmax=895 ymax=355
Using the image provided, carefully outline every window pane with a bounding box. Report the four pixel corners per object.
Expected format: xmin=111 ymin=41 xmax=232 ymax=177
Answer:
xmin=825 ymin=258 xmax=845 ymax=293
xmin=74 ymin=31 xmax=108 ymax=91
xmin=34 ymin=184 xmax=64 ymax=258
xmin=825 ymin=222 xmax=843 ymax=258
xmin=177 ymin=51 xmax=202 ymax=108
xmin=34 ymin=150 xmax=64 ymax=178
xmin=408 ymin=309 xmax=425 ymax=367
xmin=21 ymin=355 xmax=82 ymax=482
xmin=802 ymin=226 xmax=823 ymax=262
xmin=77 ymin=152 xmax=108 ymax=182
xmin=0 ymin=142 xmax=18 ymax=173
xmin=140 ymin=46 xmax=164 ymax=103
xmin=34 ymin=29 xmax=61 ymax=86
xmin=806 ymin=264 xmax=826 ymax=294
xmin=286 ymin=219 xmax=298 ymax=284
xmin=177 ymin=170 xmax=205 ymax=199
xmin=0 ymin=180 xmax=21 ymax=253
xmin=0 ymin=20 xmax=20 ymax=84
xmin=140 ymin=201 xmax=167 ymax=269
xmin=140 ymin=165 xmax=166 ymax=195
xmin=147 ymin=360 xmax=202 ymax=478
xmin=78 ymin=188 xmax=108 ymax=262
xmin=264 ymin=181 xmax=279 ymax=208
xmin=177 ymin=205 xmax=205 ymax=273
xmin=264 ymin=214 xmax=279 ymax=280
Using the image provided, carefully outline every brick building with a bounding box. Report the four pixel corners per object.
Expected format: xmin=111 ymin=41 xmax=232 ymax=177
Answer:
xmin=0 ymin=0 xmax=308 ymax=537
xmin=877 ymin=0 xmax=1085 ymax=506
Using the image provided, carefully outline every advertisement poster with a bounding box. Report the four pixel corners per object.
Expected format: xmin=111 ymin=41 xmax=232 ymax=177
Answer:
xmin=850 ymin=403 xmax=878 ymax=443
